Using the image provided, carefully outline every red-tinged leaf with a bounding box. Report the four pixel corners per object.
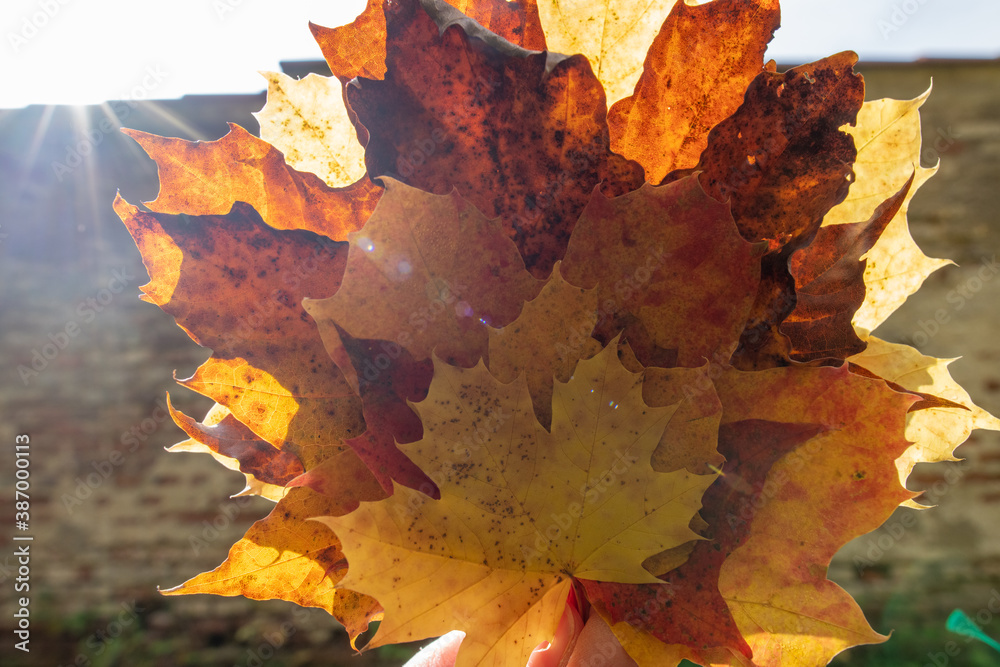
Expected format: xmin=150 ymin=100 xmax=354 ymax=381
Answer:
xmin=287 ymin=449 xmax=389 ymax=510
xmin=337 ymin=326 xmax=434 ymax=444
xmin=707 ymin=365 xmax=919 ymax=665
xmin=167 ymin=397 xmax=305 ymax=487
xmin=346 ymin=0 xmax=643 ymax=276
xmin=114 ymin=196 xmax=365 ymax=468
xmin=674 ymin=53 xmax=866 ymax=369
xmin=344 ymin=428 xmax=441 ymax=499
xmin=582 ymin=419 xmax=824 ymax=660
xmin=587 ymin=365 xmax=919 ymax=665
xmin=848 ymin=337 xmax=1000 ymax=509
xmin=335 ymin=326 xmax=440 ymax=495
xmin=310 ymin=0 xmax=387 ymax=81
xmin=162 ymin=487 xmax=382 ymax=642
xmin=609 ymin=0 xmax=780 ymax=182
xmin=561 ymin=175 xmax=761 ymax=369
xmin=303 ymin=178 xmax=541 ymax=369
xmin=676 ymin=52 xmax=865 ymax=248
xmin=124 ymin=124 xmax=381 ymax=242
xmin=166 ymin=401 xmax=289 ymax=501
xmin=642 ymin=365 xmax=726 ymax=476
xmin=782 ymin=174 xmax=913 ymax=362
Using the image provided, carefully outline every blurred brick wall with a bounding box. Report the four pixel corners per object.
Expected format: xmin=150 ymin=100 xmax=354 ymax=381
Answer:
xmin=0 ymin=59 xmax=997 ymax=665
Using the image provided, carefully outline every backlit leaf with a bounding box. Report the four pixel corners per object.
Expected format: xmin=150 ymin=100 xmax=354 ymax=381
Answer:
xmin=608 ymin=0 xmax=780 ymax=182
xmin=317 ymin=343 xmax=715 ymax=666
xmin=254 ymin=71 xmax=367 ymax=187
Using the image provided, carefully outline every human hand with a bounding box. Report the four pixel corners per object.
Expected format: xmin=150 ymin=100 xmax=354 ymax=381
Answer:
xmin=402 ymin=604 xmax=636 ymax=667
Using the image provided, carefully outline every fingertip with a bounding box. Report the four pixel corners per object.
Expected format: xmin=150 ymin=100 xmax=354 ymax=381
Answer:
xmin=403 ymin=630 xmax=466 ymax=667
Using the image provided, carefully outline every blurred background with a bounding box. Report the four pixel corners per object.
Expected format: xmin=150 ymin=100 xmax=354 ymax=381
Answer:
xmin=1 ymin=1 xmax=998 ymax=665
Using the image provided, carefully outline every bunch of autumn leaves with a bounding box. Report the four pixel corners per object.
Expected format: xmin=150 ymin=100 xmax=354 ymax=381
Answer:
xmin=114 ymin=1 xmax=997 ymax=666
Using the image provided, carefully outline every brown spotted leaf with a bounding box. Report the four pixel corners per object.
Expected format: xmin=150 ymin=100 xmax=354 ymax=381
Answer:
xmin=677 ymin=52 xmax=864 ymax=248
xmin=346 ymin=0 xmax=643 ymax=276
xmin=114 ymin=196 xmax=364 ymax=469
xmin=711 ymin=54 xmax=866 ymax=369
xmin=608 ymin=0 xmax=780 ymax=182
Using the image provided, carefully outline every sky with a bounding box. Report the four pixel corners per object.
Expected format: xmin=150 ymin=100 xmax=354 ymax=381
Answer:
xmin=1 ymin=0 xmax=998 ymax=108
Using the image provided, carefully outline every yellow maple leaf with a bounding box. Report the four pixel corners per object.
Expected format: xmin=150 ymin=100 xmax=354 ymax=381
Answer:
xmin=533 ymin=0 xmax=679 ymax=107
xmin=819 ymin=89 xmax=952 ymax=334
xmin=316 ymin=342 xmax=716 ymax=666
xmin=849 ymin=336 xmax=1000 ymax=505
xmin=254 ymin=71 xmax=367 ymax=187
